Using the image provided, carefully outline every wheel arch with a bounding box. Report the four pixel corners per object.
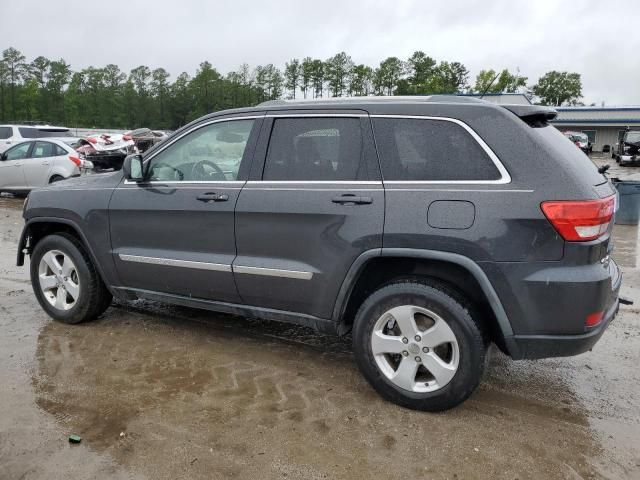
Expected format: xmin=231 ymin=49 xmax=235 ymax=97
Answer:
xmin=48 ymin=173 xmax=65 ymax=183
xmin=17 ymin=217 xmax=110 ymax=289
xmin=333 ymin=248 xmax=516 ymax=355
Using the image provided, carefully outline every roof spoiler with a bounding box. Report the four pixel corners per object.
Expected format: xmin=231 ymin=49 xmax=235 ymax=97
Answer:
xmin=502 ymin=104 xmax=558 ymax=122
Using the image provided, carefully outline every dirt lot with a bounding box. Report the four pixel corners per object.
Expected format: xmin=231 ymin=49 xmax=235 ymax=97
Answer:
xmin=1 ymin=170 xmax=639 ymax=479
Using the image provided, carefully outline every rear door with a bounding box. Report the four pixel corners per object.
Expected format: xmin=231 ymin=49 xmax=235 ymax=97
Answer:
xmin=23 ymin=141 xmax=56 ymax=186
xmin=233 ymin=111 xmax=384 ymax=319
xmin=109 ymin=114 xmax=262 ymax=303
xmin=0 ymin=142 xmax=32 ymax=189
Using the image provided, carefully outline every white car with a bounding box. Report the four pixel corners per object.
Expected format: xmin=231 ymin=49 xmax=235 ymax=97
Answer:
xmin=0 ymin=139 xmax=93 ymax=194
xmin=0 ymin=124 xmax=74 ymax=153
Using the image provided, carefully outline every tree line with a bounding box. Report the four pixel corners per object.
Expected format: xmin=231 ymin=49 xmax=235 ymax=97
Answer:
xmin=0 ymin=47 xmax=583 ymax=130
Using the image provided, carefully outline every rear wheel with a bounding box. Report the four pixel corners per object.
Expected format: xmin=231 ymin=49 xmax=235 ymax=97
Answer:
xmin=353 ymin=280 xmax=487 ymax=411
xmin=30 ymin=234 xmax=112 ymax=324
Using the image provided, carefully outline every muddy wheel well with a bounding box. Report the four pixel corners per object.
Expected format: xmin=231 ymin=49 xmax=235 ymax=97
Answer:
xmin=339 ymin=257 xmax=507 ymax=351
xmin=25 ymin=221 xmax=83 ymax=254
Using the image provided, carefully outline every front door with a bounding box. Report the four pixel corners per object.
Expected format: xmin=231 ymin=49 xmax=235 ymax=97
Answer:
xmin=109 ymin=115 xmax=262 ymax=303
xmin=234 ymin=113 xmax=384 ymax=319
xmin=0 ymin=142 xmax=32 ymax=190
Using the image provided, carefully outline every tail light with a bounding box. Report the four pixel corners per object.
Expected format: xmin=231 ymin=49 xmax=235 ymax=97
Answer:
xmin=68 ymin=156 xmax=82 ymax=167
xmin=123 ymin=134 xmax=132 ymax=141
xmin=541 ymin=195 xmax=615 ymax=242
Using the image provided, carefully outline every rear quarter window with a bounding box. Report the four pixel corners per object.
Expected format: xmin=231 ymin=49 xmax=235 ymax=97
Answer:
xmin=372 ymin=118 xmax=501 ymax=181
xmin=532 ymin=125 xmax=605 ymax=185
xmin=0 ymin=126 xmax=12 ymax=139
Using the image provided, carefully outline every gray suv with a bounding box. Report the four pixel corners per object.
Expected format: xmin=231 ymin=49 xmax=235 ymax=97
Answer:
xmin=17 ymin=97 xmax=621 ymax=411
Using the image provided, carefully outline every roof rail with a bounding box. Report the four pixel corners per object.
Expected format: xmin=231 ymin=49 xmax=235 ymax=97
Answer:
xmin=258 ymin=99 xmax=288 ymax=106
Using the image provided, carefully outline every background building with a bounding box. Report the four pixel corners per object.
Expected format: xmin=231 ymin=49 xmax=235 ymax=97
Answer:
xmin=552 ymin=107 xmax=640 ymax=153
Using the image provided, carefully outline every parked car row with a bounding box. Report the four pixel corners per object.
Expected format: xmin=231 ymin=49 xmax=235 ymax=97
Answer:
xmin=0 ymin=124 xmax=171 ymax=194
xmin=0 ymin=138 xmax=93 ymax=195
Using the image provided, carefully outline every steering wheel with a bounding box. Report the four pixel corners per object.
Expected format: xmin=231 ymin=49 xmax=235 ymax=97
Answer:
xmin=150 ymin=162 xmax=184 ymax=181
xmin=191 ymin=160 xmax=226 ymax=181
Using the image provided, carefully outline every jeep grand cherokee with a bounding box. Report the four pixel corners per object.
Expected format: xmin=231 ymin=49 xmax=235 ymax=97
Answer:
xmin=17 ymin=96 xmax=621 ymax=411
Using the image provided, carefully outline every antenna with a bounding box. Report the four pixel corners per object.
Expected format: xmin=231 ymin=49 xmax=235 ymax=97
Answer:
xmin=479 ymin=71 xmax=501 ymax=99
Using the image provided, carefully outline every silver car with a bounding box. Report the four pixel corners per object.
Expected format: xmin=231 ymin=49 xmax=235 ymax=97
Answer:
xmin=0 ymin=139 xmax=93 ymax=194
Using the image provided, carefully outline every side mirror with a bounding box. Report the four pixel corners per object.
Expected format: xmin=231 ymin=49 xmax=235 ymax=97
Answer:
xmin=122 ymin=154 xmax=144 ymax=181
xmin=0 ymin=153 xmax=7 ymax=161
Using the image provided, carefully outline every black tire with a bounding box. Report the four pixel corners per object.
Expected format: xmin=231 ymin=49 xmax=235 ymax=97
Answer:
xmin=49 ymin=175 xmax=64 ymax=183
xmin=30 ymin=233 xmax=112 ymax=324
xmin=352 ymin=279 xmax=487 ymax=411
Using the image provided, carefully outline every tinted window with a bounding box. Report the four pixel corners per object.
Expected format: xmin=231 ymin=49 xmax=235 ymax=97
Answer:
xmin=18 ymin=127 xmax=71 ymax=138
xmin=32 ymin=141 xmax=55 ymax=158
xmin=55 ymin=144 xmax=69 ymax=156
xmin=372 ymin=118 xmax=501 ymax=181
xmin=148 ymin=119 xmax=254 ymax=182
xmin=263 ymin=117 xmax=363 ymax=181
xmin=0 ymin=127 xmax=12 ymax=139
xmin=4 ymin=142 xmax=31 ymax=160
xmin=532 ymin=125 xmax=604 ymax=185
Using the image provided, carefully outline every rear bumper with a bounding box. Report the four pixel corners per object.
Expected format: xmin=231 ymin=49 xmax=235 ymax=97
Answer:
xmin=484 ymin=254 xmax=622 ymax=360
xmin=505 ymin=293 xmax=620 ymax=359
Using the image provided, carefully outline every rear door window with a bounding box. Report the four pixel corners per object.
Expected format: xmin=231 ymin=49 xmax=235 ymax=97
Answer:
xmin=372 ymin=118 xmax=501 ymax=181
xmin=32 ymin=141 xmax=56 ymax=158
xmin=263 ymin=117 xmax=364 ymax=181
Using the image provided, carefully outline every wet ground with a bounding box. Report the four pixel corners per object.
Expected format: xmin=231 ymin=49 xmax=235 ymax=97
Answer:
xmin=0 ymin=188 xmax=639 ymax=480
xmin=592 ymin=153 xmax=640 ymax=183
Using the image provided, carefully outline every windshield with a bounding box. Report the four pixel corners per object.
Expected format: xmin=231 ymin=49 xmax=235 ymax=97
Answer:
xmin=626 ymin=131 xmax=640 ymax=144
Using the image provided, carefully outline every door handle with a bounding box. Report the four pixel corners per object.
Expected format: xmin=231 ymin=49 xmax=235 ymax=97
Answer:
xmin=41 ymin=161 xmax=50 ymax=166
xmin=196 ymin=192 xmax=229 ymax=202
xmin=331 ymin=194 xmax=373 ymax=205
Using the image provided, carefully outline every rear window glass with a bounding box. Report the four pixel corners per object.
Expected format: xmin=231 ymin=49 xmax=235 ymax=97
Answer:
xmin=263 ymin=117 xmax=364 ymax=181
xmin=0 ymin=126 xmax=12 ymax=139
xmin=372 ymin=118 xmax=501 ymax=181
xmin=18 ymin=127 xmax=72 ymax=138
xmin=534 ymin=125 xmax=604 ymax=183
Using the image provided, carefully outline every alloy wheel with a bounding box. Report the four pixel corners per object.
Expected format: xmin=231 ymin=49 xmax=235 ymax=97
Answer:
xmin=371 ymin=305 xmax=460 ymax=393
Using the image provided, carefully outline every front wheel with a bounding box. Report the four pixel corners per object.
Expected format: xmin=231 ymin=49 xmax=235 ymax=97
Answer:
xmin=352 ymin=280 xmax=487 ymax=411
xmin=30 ymin=234 xmax=112 ymax=324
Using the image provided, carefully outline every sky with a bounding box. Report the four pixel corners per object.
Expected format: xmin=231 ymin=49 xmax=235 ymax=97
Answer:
xmin=1 ymin=0 xmax=639 ymax=105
